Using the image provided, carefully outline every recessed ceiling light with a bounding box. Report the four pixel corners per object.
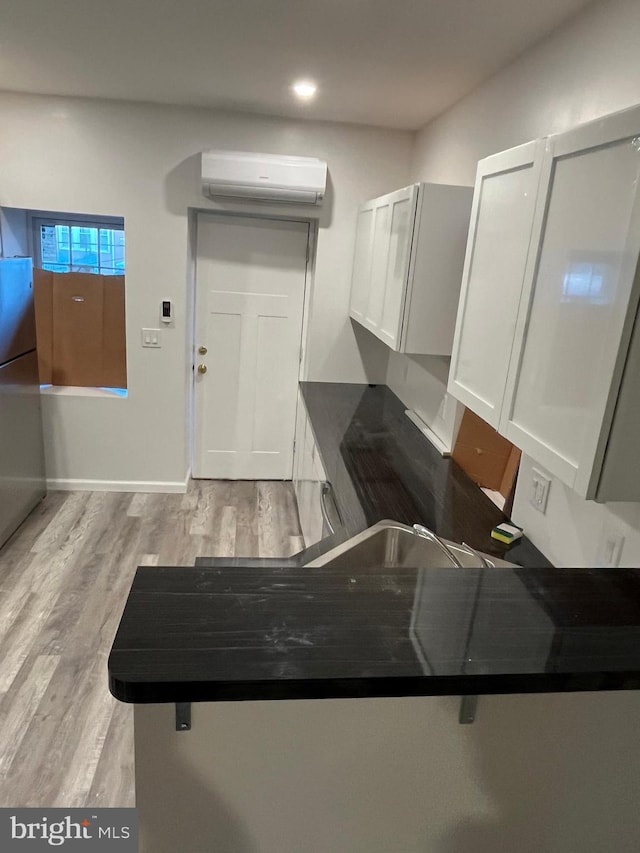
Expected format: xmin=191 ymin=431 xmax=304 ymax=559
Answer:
xmin=292 ymin=80 xmax=317 ymax=100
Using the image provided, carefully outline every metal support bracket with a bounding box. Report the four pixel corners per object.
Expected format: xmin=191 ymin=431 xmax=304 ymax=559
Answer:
xmin=175 ymin=702 xmax=191 ymax=731
xmin=459 ymin=695 xmax=478 ymax=725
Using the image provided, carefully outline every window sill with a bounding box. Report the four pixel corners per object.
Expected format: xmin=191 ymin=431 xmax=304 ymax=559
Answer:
xmin=40 ymin=385 xmax=128 ymax=399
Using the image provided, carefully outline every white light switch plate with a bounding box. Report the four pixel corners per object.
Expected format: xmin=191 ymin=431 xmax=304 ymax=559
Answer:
xmin=142 ymin=328 xmax=161 ymax=348
xmin=529 ymin=467 xmax=551 ymax=514
xmin=597 ymin=526 xmax=625 ymax=568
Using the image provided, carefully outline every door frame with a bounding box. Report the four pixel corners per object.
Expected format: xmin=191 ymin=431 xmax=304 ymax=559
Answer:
xmin=187 ymin=208 xmax=317 ymax=480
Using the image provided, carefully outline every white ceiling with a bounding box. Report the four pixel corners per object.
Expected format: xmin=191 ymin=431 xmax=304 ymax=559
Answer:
xmin=0 ymin=0 xmax=594 ymax=130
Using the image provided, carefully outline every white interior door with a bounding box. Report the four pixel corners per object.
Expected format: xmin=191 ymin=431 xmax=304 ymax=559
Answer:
xmin=193 ymin=214 xmax=309 ymax=480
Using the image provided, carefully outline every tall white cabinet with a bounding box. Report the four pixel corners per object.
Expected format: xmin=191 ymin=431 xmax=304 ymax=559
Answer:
xmin=448 ymin=104 xmax=640 ymax=501
xmin=350 ymin=182 xmax=472 ymax=355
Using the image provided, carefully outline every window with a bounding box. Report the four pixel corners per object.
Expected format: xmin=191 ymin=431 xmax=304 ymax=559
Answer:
xmin=30 ymin=210 xmax=128 ymax=391
xmin=33 ymin=215 xmax=125 ymax=275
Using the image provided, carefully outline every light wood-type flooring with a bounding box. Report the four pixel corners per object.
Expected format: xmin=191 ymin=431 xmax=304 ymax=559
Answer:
xmin=0 ymin=480 xmax=303 ymax=808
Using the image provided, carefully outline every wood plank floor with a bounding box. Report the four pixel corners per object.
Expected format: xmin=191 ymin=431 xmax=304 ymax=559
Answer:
xmin=0 ymin=480 xmax=303 ymax=808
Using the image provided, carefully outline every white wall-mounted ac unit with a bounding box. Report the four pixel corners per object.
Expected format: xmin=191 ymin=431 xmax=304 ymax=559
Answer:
xmin=200 ymin=150 xmax=327 ymax=205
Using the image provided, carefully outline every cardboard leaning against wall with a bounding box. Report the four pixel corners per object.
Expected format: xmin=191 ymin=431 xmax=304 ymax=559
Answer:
xmin=33 ymin=269 xmax=127 ymax=389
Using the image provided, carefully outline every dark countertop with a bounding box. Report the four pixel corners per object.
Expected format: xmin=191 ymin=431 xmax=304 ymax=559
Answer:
xmin=196 ymin=382 xmax=550 ymax=569
xmin=109 ymin=562 xmax=640 ymax=703
xmin=110 ymin=383 xmax=581 ymax=705
xmin=298 ymin=382 xmax=550 ymax=568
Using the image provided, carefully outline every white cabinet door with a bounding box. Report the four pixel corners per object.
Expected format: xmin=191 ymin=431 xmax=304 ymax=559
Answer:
xmin=349 ymin=185 xmax=418 ymax=349
xmin=377 ymin=186 xmax=419 ymax=349
xmin=308 ymin=453 xmax=326 ymax=548
xmin=448 ymin=141 xmax=544 ymax=428
xmin=349 ymin=203 xmax=375 ymax=325
xmin=364 ymin=186 xmax=419 ymax=349
xmin=502 ymin=108 xmax=640 ymax=496
xmin=293 ymin=399 xmax=328 ymax=548
xmin=298 ymin=437 xmax=314 ymax=546
xmin=293 ymin=391 xmax=307 ymax=507
xmin=365 ymin=198 xmax=392 ymax=334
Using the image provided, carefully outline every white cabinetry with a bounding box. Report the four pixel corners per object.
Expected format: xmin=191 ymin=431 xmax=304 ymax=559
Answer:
xmin=293 ymin=392 xmax=326 ymax=547
xmin=349 ymin=183 xmax=472 ymax=355
xmin=448 ymin=141 xmax=545 ymax=428
xmin=449 ymin=104 xmax=640 ymax=501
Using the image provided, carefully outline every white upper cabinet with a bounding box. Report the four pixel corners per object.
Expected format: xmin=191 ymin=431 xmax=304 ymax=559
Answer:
xmin=448 ymin=141 xmax=545 ymax=428
xmin=449 ymin=103 xmax=640 ymax=501
xmin=349 ymin=182 xmax=472 ymax=354
xmin=501 ymin=108 xmax=640 ymax=499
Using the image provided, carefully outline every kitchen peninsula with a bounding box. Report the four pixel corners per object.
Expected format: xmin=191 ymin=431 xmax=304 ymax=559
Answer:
xmin=110 ymin=557 xmax=640 ymax=853
xmin=108 ymin=381 xmax=640 ymax=852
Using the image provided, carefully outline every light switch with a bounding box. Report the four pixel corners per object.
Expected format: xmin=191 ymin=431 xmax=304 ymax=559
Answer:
xmin=529 ymin=467 xmax=551 ymax=514
xmin=597 ymin=526 xmax=625 ymax=568
xmin=142 ymin=328 xmax=161 ymax=348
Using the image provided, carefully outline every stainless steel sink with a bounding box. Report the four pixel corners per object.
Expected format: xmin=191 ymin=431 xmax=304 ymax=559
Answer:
xmin=305 ymin=520 xmax=517 ymax=569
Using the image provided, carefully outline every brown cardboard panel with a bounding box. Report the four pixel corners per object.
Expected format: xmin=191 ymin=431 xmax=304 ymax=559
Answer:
xmin=52 ymin=273 xmax=104 ymax=387
xmin=502 ymin=446 xmax=521 ymax=519
xmin=455 ymin=408 xmax=513 ymax=460
xmin=453 ymin=446 xmax=510 ymax=491
xmin=500 ymin=445 xmax=522 ymax=498
xmin=102 ymin=276 xmax=127 ymax=389
xmin=453 ymin=408 xmax=519 ymax=491
xmin=33 ymin=269 xmax=53 ymax=384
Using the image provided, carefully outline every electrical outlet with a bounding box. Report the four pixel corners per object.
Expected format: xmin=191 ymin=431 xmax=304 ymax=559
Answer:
xmin=141 ymin=328 xmax=161 ymax=348
xmin=529 ymin=467 xmax=551 ymax=514
xmin=597 ymin=528 xmax=625 ymax=568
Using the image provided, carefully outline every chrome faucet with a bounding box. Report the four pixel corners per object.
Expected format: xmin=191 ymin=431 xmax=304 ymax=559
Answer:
xmin=412 ymin=524 xmax=490 ymax=568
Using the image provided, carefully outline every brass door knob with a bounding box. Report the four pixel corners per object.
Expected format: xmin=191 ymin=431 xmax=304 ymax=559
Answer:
xmin=197 ymin=364 xmax=207 ymax=374
xmin=198 ymin=345 xmax=208 ymax=355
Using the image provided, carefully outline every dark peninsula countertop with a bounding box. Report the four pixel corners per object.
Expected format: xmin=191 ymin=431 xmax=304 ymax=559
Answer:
xmin=109 ymin=562 xmax=640 ymax=704
xmin=111 ymin=383 xmax=617 ymax=706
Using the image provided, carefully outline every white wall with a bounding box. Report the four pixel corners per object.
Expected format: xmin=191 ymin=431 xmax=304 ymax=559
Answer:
xmin=397 ymin=0 xmax=640 ymax=566
xmin=0 ymin=92 xmax=411 ymax=488
xmin=136 ymin=692 xmax=640 ymax=853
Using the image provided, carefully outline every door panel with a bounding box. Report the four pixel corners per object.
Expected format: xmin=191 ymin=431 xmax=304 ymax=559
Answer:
xmin=366 ymin=202 xmax=391 ymax=331
xmin=503 ymin=123 xmax=640 ymax=490
xmin=380 ymin=192 xmax=415 ymax=347
xmin=194 ymin=215 xmax=309 ymax=480
xmin=448 ymin=141 xmax=543 ymax=428
xmin=349 ymin=206 xmax=374 ymax=323
xmin=207 ymin=305 xmax=242 ymax=453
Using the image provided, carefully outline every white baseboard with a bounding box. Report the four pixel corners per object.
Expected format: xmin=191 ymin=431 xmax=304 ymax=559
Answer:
xmin=47 ymin=474 xmax=190 ymax=494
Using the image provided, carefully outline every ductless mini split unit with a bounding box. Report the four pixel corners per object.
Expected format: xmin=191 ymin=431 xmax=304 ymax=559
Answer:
xmin=200 ymin=150 xmax=327 ymax=205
